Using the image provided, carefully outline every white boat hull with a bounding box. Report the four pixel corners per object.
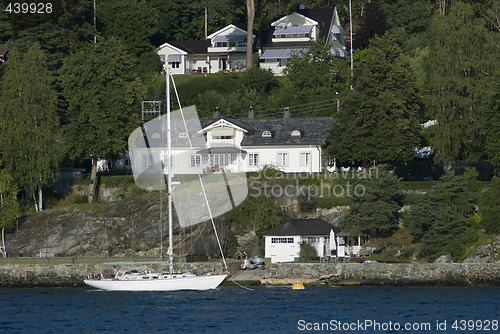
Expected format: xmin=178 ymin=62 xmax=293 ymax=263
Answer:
xmin=84 ymin=274 xmax=227 ymax=291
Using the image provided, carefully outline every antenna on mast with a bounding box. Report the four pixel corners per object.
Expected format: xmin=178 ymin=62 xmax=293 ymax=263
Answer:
xmin=93 ymin=0 xmax=97 ymax=44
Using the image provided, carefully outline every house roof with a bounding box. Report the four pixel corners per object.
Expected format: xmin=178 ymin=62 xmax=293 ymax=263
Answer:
xmin=167 ymin=40 xmax=211 ymax=55
xmin=264 ymin=219 xmax=341 ymax=237
xmin=297 ymin=8 xmax=334 ymax=41
xmin=200 ymin=117 xmax=334 ymax=146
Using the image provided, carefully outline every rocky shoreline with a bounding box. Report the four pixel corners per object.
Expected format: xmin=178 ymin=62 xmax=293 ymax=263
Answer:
xmin=1 ymin=262 xmax=500 ymax=288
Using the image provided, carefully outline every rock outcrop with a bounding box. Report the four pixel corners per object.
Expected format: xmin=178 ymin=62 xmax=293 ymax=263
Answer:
xmin=463 ymin=235 xmax=500 ymax=263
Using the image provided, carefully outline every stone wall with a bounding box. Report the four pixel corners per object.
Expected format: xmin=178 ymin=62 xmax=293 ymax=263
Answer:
xmin=263 ymin=262 xmax=500 ymax=285
xmin=1 ymin=262 xmax=500 ymax=287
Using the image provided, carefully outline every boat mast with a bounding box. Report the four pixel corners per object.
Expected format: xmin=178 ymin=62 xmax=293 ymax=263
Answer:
xmin=166 ymin=67 xmax=174 ymax=276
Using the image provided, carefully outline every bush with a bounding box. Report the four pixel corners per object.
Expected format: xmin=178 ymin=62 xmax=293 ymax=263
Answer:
xmin=299 ymin=242 xmax=318 ymax=261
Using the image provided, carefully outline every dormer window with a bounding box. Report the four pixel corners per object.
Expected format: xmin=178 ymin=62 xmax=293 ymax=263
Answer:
xmin=152 ymin=132 xmax=161 ymax=139
xmin=261 ymin=130 xmax=272 ymax=139
xmin=211 ymin=127 xmax=235 ymax=139
xmin=178 ymin=132 xmax=188 ymax=140
xmin=291 ymin=130 xmax=301 ymax=138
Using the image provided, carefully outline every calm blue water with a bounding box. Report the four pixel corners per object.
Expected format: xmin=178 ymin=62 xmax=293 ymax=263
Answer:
xmin=0 ymin=285 xmax=498 ymax=333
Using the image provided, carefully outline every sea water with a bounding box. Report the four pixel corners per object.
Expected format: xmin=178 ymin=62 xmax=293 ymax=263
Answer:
xmin=0 ymin=285 xmax=498 ymax=333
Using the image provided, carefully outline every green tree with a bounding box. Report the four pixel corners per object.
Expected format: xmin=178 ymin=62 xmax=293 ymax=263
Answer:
xmin=339 ymin=167 xmax=403 ymax=238
xmin=424 ymin=2 xmax=500 ymax=162
xmin=354 ymin=2 xmax=389 ymax=50
xmin=328 ymin=32 xmax=422 ymax=165
xmin=284 ymin=40 xmax=347 ymax=102
xmin=484 ymin=81 xmax=500 ymax=165
xmin=479 ymin=176 xmax=500 ymax=234
xmin=60 ymin=37 xmax=145 ymax=203
xmin=99 ymin=0 xmax=158 ymax=58
xmin=403 ymin=172 xmax=477 ymax=261
xmin=0 ymin=167 xmax=20 ymax=230
xmin=0 ymin=43 xmax=63 ymax=211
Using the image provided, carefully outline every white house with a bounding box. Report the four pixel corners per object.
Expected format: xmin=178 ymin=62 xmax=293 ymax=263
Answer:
xmin=156 ymin=25 xmax=255 ymax=75
xmin=259 ymin=7 xmax=347 ymax=76
xmin=264 ymin=219 xmax=367 ymax=263
xmin=128 ymin=107 xmax=333 ymax=177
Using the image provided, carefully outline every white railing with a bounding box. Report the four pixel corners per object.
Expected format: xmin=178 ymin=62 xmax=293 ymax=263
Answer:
xmin=260 ymin=62 xmax=284 ymax=76
xmin=208 ymin=46 xmax=246 ymax=53
xmin=208 ymin=139 xmax=236 ymax=147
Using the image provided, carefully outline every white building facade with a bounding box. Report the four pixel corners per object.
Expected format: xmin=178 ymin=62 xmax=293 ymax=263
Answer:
xmin=264 ymin=219 xmax=366 ymax=263
xmin=129 ymin=112 xmax=333 ymax=177
xmin=156 ymin=25 xmax=254 ymax=75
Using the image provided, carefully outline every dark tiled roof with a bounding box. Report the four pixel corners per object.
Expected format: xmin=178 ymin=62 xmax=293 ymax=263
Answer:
xmin=201 ymin=117 xmax=334 ymax=146
xmin=168 ymin=40 xmax=211 ymax=55
xmin=297 ymin=8 xmax=334 ymax=41
xmin=264 ymin=219 xmax=341 ymax=236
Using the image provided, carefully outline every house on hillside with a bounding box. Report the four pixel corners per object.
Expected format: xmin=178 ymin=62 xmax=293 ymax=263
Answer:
xmin=264 ymin=219 xmax=367 ymax=263
xmin=259 ymin=6 xmax=347 ymax=76
xmin=156 ymin=24 xmax=255 ymax=75
xmin=155 ymin=5 xmax=347 ymax=76
xmin=128 ymin=108 xmax=333 ymax=176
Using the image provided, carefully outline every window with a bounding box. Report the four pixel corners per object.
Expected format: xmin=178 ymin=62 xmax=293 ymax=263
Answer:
xmin=169 ymin=62 xmax=180 ymax=68
xmin=291 ymin=129 xmax=301 ymax=138
xmin=142 ymin=155 xmax=153 ymax=168
xmin=190 ymin=154 xmax=201 ymax=167
xmin=261 ymin=130 xmax=272 ymax=138
xmin=300 ymin=152 xmax=310 ymax=167
xmin=271 ymin=237 xmax=294 ymax=244
xmin=162 ymin=155 xmax=173 ymax=168
xmin=213 ymin=135 xmax=233 ymax=139
xmin=305 ymin=237 xmax=319 ymax=244
xmin=277 ymin=152 xmax=288 ymax=167
xmin=248 ymin=153 xmax=259 ymax=167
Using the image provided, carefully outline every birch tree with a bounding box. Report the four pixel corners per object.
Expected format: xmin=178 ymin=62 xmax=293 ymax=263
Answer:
xmin=0 ymin=167 xmax=20 ymax=230
xmin=0 ymin=43 xmax=63 ymax=211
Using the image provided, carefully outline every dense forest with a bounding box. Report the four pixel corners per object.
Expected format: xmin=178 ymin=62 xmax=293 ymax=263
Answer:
xmin=0 ymin=0 xmax=499 ymax=261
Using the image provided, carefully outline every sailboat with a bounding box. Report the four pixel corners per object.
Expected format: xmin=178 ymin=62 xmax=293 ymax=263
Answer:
xmin=84 ymin=68 xmax=236 ymax=291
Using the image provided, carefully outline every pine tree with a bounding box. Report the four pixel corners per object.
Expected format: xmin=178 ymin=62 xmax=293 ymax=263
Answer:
xmin=0 ymin=43 xmax=63 ymax=211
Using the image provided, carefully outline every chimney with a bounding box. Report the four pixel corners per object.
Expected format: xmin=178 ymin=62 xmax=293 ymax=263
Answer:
xmin=248 ymin=106 xmax=254 ymax=118
xmin=284 ymin=107 xmax=291 ymax=118
xmin=213 ymin=106 xmax=220 ymax=119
